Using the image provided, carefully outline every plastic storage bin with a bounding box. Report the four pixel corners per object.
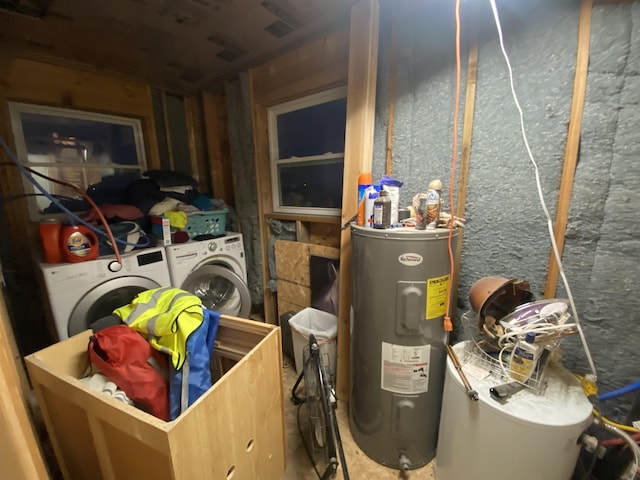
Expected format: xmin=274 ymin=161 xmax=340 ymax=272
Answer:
xmin=289 ymin=307 xmax=338 ymax=381
xmin=185 ymin=209 xmax=228 ymax=238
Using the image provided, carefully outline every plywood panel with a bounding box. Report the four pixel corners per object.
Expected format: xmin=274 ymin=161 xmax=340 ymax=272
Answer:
xmin=275 ymin=240 xmax=311 ymax=285
xmin=277 ymin=279 xmax=311 ymax=309
xmin=309 ymin=223 xmax=341 ymax=249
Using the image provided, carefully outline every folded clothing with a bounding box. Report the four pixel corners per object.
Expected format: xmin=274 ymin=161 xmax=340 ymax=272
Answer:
xmin=80 ymin=372 xmax=134 ymax=406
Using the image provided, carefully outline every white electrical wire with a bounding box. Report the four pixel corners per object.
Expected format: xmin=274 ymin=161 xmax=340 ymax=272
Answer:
xmin=498 ymin=323 xmax=578 ymax=348
xmin=488 ymin=0 xmax=598 ymax=381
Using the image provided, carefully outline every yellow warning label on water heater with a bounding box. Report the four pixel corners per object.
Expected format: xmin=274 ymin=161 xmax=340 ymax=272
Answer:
xmin=426 ymin=274 xmax=450 ymax=320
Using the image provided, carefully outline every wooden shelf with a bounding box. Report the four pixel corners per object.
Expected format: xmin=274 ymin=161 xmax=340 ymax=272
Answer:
xmin=264 ymin=212 xmax=341 ymax=224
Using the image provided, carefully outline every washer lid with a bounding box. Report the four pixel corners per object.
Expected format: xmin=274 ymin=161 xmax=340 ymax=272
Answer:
xmin=181 ymin=264 xmax=251 ymax=318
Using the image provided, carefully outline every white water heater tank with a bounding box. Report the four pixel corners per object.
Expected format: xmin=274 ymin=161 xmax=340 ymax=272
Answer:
xmin=435 ymin=341 xmax=593 ymax=480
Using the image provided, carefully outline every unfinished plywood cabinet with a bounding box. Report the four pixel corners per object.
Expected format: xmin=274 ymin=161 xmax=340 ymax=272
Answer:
xmin=25 ymin=316 xmax=285 ymax=480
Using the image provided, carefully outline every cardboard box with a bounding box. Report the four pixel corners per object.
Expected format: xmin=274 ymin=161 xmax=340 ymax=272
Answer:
xmin=150 ymin=216 xmax=172 ymax=246
xmin=25 ymin=316 xmax=286 ymax=480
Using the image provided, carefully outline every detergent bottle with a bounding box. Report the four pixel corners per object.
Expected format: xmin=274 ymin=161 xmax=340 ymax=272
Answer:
xmin=38 ymin=218 xmax=63 ymax=263
xmin=60 ymin=223 xmax=99 ymax=263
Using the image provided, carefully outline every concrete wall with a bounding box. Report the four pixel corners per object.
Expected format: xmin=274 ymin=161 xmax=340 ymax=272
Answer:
xmin=372 ymin=0 xmax=639 ymax=420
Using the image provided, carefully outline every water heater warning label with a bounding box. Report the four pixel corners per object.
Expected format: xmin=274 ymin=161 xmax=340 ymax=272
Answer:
xmin=426 ymin=274 xmax=450 ymax=319
xmin=381 ymin=342 xmax=431 ymax=394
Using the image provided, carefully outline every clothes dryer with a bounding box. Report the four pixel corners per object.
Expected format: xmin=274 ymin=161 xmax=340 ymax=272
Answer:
xmin=165 ymin=233 xmax=251 ymax=318
xmin=39 ymin=247 xmax=172 ymax=340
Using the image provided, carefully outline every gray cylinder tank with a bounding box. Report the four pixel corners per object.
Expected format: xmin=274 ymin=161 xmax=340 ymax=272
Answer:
xmin=349 ymin=224 xmax=458 ymax=469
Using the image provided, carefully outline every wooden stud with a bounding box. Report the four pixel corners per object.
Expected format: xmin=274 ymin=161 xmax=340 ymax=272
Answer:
xmin=385 ymin=7 xmax=398 ymax=176
xmin=451 ymin=35 xmax=479 ymax=321
xmin=0 ymin=292 xmax=49 ymax=480
xmin=336 ymin=0 xmax=380 ymax=402
xmin=160 ymin=91 xmax=175 ymax=171
xmin=183 ymin=96 xmax=208 ymax=190
xmin=544 ymin=0 xmax=592 ymax=298
xmin=296 ymin=221 xmax=311 ymax=243
xmin=201 ymin=91 xmax=235 ymax=205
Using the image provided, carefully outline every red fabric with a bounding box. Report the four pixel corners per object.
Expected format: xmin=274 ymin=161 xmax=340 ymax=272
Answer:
xmin=88 ymin=325 xmax=169 ymax=421
xmin=83 ymin=204 xmax=144 ymax=224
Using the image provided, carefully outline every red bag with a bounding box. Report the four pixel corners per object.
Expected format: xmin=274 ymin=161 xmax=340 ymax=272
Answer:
xmin=88 ymin=324 xmax=170 ymax=421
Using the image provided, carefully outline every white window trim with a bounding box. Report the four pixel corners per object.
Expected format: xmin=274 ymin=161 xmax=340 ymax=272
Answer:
xmin=8 ymin=102 xmax=147 ymax=221
xmin=267 ymin=86 xmax=347 ymax=216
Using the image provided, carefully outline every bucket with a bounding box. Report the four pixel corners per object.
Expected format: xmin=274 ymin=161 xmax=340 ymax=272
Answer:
xmin=60 ymin=224 xmax=99 ymax=263
xmin=289 ymin=307 xmax=338 ymax=381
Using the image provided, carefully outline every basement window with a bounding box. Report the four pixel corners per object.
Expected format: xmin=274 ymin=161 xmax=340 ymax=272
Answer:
xmin=8 ymin=102 xmax=147 ymax=221
xmin=267 ymin=86 xmax=347 ymax=216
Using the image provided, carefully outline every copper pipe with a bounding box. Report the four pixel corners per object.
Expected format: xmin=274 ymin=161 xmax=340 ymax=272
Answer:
xmin=446 ymin=344 xmax=479 ymax=401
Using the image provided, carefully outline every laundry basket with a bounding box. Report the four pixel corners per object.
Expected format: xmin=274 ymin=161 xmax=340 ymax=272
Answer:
xmin=185 ymin=209 xmax=228 ymax=238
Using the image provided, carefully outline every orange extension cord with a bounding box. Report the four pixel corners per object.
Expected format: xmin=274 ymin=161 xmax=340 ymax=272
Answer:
xmin=443 ymin=0 xmax=462 ymax=332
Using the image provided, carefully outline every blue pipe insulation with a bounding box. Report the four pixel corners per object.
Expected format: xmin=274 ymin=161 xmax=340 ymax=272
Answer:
xmin=598 ymin=381 xmax=640 ymax=401
xmin=0 ymin=135 xmax=145 ymax=248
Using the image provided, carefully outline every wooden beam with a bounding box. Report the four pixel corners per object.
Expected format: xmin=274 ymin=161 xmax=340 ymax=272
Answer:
xmin=451 ymin=35 xmax=479 ymax=321
xmin=183 ymin=96 xmax=208 ymax=191
xmin=385 ymin=8 xmax=398 ymax=176
xmin=201 ymin=91 xmax=234 ymax=205
xmin=544 ymin=0 xmax=592 ymax=298
xmin=336 ymin=0 xmax=380 ymax=402
xmin=0 ymin=291 xmax=49 ymax=480
xmin=160 ymin=91 xmax=175 ymax=170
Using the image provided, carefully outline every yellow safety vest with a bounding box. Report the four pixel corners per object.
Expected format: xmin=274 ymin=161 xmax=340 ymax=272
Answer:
xmin=113 ymin=287 xmax=203 ymax=370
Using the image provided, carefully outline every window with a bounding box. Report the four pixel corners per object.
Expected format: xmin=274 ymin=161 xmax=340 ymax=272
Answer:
xmin=267 ymin=86 xmax=347 ymax=216
xmin=8 ymin=102 xmax=147 ymax=220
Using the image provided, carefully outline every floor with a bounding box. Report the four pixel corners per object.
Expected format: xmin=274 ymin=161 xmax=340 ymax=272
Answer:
xmin=280 ymin=356 xmax=436 ymax=480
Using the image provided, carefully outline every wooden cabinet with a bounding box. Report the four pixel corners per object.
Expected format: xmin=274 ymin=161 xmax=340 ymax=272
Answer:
xmin=25 ymin=316 xmax=285 ymax=480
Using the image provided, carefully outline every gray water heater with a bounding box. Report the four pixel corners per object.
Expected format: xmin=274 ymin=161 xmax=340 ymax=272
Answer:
xmin=350 ymin=225 xmax=458 ymax=470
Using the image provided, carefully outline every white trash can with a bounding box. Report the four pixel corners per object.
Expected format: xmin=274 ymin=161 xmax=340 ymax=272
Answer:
xmin=289 ymin=307 xmax=338 ymax=382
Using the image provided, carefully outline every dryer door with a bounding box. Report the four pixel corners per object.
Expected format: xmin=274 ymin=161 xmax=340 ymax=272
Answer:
xmin=181 ymin=264 xmax=251 ymax=318
xmin=67 ymin=277 xmax=162 ymax=337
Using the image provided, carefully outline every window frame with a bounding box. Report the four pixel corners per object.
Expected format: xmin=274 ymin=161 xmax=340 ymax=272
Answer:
xmin=8 ymin=102 xmax=148 ymax=221
xmin=267 ymin=86 xmax=347 ymax=216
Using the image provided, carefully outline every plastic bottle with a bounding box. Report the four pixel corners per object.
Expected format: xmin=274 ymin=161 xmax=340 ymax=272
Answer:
xmin=373 ymin=189 xmax=391 ymax=229
xmin=426 ymin=189 xmax=440 ymax=229
xmin=357 ymin=173 xmax=373 ymax=226
xmin=509 ymin=332 xmax=540 ymax=383
xmin=415 ymin=197 xmax=428 ymax=230
xmin=38 ymin=218 xmax=63 ymax=263
xmin=364 ymin=190 xmax=379 ymax=227
xmin=60 ymin=223 xmax=99 ymax=263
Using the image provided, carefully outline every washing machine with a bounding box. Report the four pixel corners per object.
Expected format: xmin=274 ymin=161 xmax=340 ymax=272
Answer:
xmin=39 ymin=246 xmax=172 ymax=341
xmin=165 ymin=233 xmax=251 ymax=318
